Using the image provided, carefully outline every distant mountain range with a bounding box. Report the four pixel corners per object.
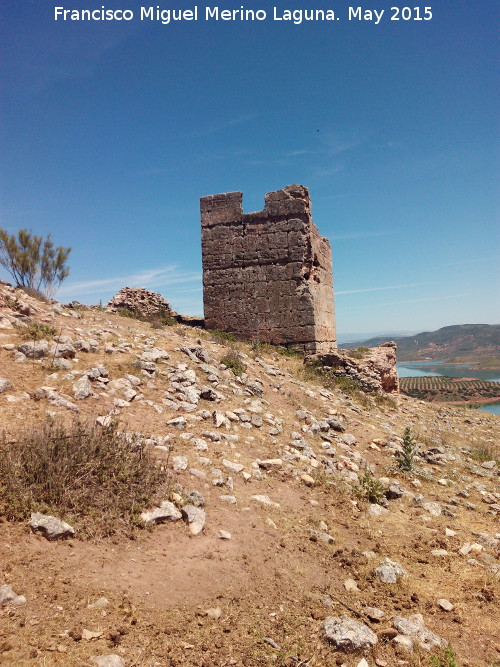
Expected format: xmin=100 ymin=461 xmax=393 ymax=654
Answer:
xmin=339 ymin=324 xmax=500 ymax=363
xmin=337 ymin=330 xmax=417 ymax=344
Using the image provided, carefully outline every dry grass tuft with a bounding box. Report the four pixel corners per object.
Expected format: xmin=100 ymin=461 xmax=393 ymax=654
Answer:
xmin=18 ymin=285 xmax=53 ymax=303
xmin=221 ymin=348 xmax=246 ymax=376
xmin=20 ymin=321 xmax=57 ymax=340
xmin=468 ymin=443 xmax=499 ymax=465
xmin=0 ymin=418 xmax=166 ymax=538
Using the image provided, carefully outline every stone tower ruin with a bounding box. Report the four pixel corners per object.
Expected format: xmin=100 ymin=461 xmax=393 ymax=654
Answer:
xmin=201 ymin=184 xmax=336 ymax=353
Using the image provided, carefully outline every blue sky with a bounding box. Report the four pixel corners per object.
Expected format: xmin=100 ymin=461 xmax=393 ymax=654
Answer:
xmin=1 ymin=0 xmax=498 ymax=339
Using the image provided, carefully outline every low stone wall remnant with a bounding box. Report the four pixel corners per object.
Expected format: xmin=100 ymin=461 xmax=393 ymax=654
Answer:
xmin=306 ymin=342 xmax=399 ymax=394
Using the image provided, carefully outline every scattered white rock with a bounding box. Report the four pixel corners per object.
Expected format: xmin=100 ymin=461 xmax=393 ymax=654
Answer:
xmin=437 ymin=598 xmax=454 ymax=611
xmin=96 ymin=415 xmax=113 ymax=427
xmin=392 ymin=613 xmax=447 ymax=650
xmin=181 ymin=504 xmax=206 ymax=535
xmin=0 ymin=584 xmax=27 ymax=605
xmin=323 ymin=616 xmax=377 ymax=650
xmin=258 ymin=458 xmax=283 ymax=470
xmin=393 ymin=634 xmax=414 ymax=651
xmin=91 ymin=655 xmax=125 ymax=667
xmin=73 ymin=375 xmax=94 ymax=400
xmin=308 ymin=529 xmax=335 ymax=544
xmin=18 ymin=340 xmax=49 ymax=358
xmin=0 ymin=377 xmax=12 ymax=394
xmin=167 ymin=416 xmax=187 ymax=429
xmin=29 ymin=512 xmax=75 ymax=540
xmin=53 ymin=357 xmax=72 ymax=370
xmin=33 ymin=386 xmax=79 ymax=412
xmin=422 ymin=501 xmax=442 ymax=517
xmin=220 ymin=494 xmax=237 ymax=504
xmin=356 ymin=659 xmax=370 ymax=667
xmin=172 ymin=455 xmax=188 ymax=471
xmin=251 ymin=495 xmax=280 ymax=509
xmin=374 ymin=558 xmax=407 ymax=584
xmin=88 ymin=597 xmax=110 ymax=609
xmin=343 ymin=578 xmax=359 ymax=592
xmin=223 ymin=459 xmax=244 ymax=473
xmin=363 ymin=606 xmax=385 ymax=622
xmin=386 ymin=481 xmax=405 ymax=499
xmin=368 ymin=503 xmax=389 ymax=517
xmin=141 ymin=501 xmax=182 ymax=524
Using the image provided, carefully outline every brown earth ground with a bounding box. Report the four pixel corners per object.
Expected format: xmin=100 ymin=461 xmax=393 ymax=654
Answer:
xmin=0 ymin=290 xmax=499 ymax=667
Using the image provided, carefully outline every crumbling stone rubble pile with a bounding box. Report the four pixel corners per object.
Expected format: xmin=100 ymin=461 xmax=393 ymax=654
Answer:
xmin=106 ymin=286 xmax=174 ymax=319
xmin=307 ymin=342 xmax=400 ymax=394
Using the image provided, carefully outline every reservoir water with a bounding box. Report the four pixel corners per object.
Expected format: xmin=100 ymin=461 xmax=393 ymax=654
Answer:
xmin=396 ymin=361 xmax=500 ymax=416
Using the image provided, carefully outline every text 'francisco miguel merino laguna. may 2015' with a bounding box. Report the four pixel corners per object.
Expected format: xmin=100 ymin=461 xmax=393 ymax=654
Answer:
xmin=53 ymin=5 xmax=433 ymax=25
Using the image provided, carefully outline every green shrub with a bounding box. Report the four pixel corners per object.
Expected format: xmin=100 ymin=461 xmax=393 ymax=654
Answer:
xmin=346 ymin=346 xmax=370 ymax=359
xmin=430 ymin=646 xmax=460 ymax=667
xmin=210 ymin=329 xmax=237 ymax=344
xmin=221 ymin=349 xmax=246 ymax=376
xmin=353 ymin=466 xmax=386 ymax=504
xmin=469 ymin=444 xmax=499 ymax=466
xmin=0 ymin=227 xmax=71 ymax=297
xmin=397 ymin=426 xmax=418 ymax=472
xmin=0 ymin=419 xmax=165 ymax=538
xmin=276 ymin=345 xmax=303 ymax=358
xmin=250 ymin=339 xmax=303 ymax=359
xmin=299 ymin=361 xmax=372 ymax=407
xmin=334 ymin=375 xmax=363 ymax=394
xmin=149 ymin=309 xmax=177 ymax=328
xmin=21 ymin=321 xmax=57 ymax=340
xmin=116 ymin=307 xmax=177 ymax=328
xmin=373 ymin=393 xmax=398 ymax=410
xmin=116 ymin=307 xmax=137 ymax=319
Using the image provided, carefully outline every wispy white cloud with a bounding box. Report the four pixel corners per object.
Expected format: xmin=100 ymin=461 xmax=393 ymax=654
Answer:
xmin=336 ymin=281 xmax=433 ymax=295
xmin=314 ymin=165 xmax=344 ymax=177
xmin=170 ymin=286 xmax=203 ymax=294
xmin=340 ymin=292 xmax=466 ymax=310
xmin=191 ymin=113 xmax=261 ymax=137
xmin=4 ymin=27 xmax=135 ymax=97
xmin=330 ymin=231 xmax=386 ymax=240
xmin=442 ymin=256 xmax=498 ymax=267
xmin=244 ymin=157 xmax=293 ymax=167
xmin=138 ymin=148 xmax=251 ymax=176
xmin=286 ymin=149 xmax=320 ymax=157
xmin=325 ymin=137 xmax=365 ymax=155
xmin=58 ymin=265 xmax=201 ymax=298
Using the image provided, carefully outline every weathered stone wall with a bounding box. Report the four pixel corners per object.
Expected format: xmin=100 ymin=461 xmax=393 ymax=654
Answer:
xmin=307 ymin=342 xmax=400 ymax=394
xmin=201 ymin=184 xmax=336 ymax=353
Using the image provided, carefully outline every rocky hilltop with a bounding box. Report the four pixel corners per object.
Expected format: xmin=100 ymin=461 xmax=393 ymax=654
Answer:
xmin=0 ymin=282 xmax=499 ymax=667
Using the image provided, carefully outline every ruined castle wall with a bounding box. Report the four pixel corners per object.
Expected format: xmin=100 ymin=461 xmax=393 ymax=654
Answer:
xmin=201 ymin=184 xmax=336 ymax=353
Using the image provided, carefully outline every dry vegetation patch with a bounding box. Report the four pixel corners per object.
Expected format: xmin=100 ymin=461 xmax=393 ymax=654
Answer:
xmin=0 ymin=419 xmax=166 ymax=538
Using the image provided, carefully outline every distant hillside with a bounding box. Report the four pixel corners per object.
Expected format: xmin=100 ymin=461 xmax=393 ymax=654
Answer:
xmin=340 ymin=324 xmax=500 ymax=364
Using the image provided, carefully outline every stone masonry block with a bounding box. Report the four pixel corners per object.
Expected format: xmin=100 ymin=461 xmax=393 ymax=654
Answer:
xmin=201 ymin=184 xmax=336 ymax=352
